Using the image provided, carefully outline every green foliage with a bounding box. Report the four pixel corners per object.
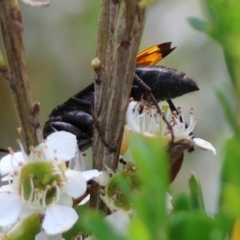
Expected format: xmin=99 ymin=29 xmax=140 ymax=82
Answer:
xmin=220 ymin=136 xmax=240 ymax=218
xmin=169 ymin=211 xmax=225 ymax=240
xmin=187 ymin=17 xmax=210 ymax=34
xmin=188 ymin=1 xmax=240 ymax=240
xmin=188 ymin=0 xmax=240 ymax=107
xmin=189 ymin=172 xmax=205 ymax=211
xmin=190 ymin=0 xmax=240 ymax=85
xmin=80 ymin=133 xmax=234 ymax=240
xmin=130 ymin=134 xmax=168 ymax=240
xmin=82 ymin=134 xmax=169 ymax=240
xmin=172 ymin=192 xmax=191 ymax=212
xmin=82 ymin=211 xmax=124 ymax=240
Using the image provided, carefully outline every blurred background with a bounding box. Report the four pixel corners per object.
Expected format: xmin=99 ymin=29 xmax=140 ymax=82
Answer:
xmin=0 ymin=0 xmax=232 ymax=213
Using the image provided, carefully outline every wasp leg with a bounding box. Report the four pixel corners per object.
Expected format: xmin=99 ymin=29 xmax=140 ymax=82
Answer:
xmin=68 ymin=97 xmax=92 ymax=114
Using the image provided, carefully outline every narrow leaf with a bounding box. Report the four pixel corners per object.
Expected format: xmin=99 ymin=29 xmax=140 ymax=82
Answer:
xmin=189 ymin=172 xmax=205 ymax=211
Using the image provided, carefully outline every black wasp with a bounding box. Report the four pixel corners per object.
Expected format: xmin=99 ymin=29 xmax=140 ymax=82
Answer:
xmin=43 ymin=42 xmax=199 ymax=153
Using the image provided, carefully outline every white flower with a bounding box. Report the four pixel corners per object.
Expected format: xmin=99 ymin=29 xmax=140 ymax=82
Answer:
xmin=0 ymin=131 xmax=100 ymax=235
xmin=35 ymin=231 xmax=65 ymax=240
xmin=84 ymin=210 xmax=131 ymax=240
xmin=193 ymin=138 xmax=216 ymax=155
xmin=126 ymin=101 xmax=216 ymax=155
xmin=126 ymin=101 xmax=161 ymax=137
xmin=166 ymin=192 xmax=173 ymax=213
xmin=105 ymin=210 xmax=130 ymax=236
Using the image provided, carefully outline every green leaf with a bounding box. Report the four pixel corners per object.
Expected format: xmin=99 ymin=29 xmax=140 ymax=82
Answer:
xmin=172 ymin=192 xmax=191 ymax=212
xmin=81 ymin=211 xmax=125 ymax=240
xmin=189 ymin=172 xmax=205 ymax=211
xmin=203 ymin=0 xmax=240 ymax=90
xmin=130 ymin=134 xmax=168 ymax=239
xmin=128 ymin=218 xmax=151 ymax=240
xmin=187 ymin=17 xmax=210 ymax=33
xmin=222 ymin=183 xmax=240 ymax=217
xmin=220 ymin=136 xmax=240 ymax=217
xmin=221 ymin=136 xmax=240 ymax=185
xmin=169 ymin=212 xmax=224 ymax=240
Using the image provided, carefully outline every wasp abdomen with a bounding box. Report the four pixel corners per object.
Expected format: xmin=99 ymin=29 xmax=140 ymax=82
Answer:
xmin=133 ymin=66 xmax=199 ymax=101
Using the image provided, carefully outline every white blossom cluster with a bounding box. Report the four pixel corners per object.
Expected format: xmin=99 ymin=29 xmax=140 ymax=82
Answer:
xmin=0 ymin=101 xmax=216 ymax=240
xmin=125 ymin=100 xmax=216 ymax=154
xmin=0 ymin=131 xmax=100 ymax=240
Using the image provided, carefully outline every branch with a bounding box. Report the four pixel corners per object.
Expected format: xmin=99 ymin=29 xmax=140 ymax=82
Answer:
xmin=90 ymin=0 xmax=146 ymax=212
xmin=0 ymin=0 xmax=42 ymax=151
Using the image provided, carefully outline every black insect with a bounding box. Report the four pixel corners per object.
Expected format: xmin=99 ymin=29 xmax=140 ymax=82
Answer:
xmin=43 ymin=42 xmax=199 ymax=151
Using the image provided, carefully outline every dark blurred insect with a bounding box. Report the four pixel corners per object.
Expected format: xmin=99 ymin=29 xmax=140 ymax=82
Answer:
xmin=43 ymin=42 xmax=199 ymax=180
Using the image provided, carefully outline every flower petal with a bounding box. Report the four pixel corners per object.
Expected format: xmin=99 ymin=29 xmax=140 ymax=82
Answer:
xmin=105 ymin=210 xmax=130 ymax=236
xmin=0 ymin=152 xmax=25 ymax=176
xmin=165 ymin=192 xmax=173 ymax=213
xmin=94 ymin=171 xmax=110 ymax=186
xmin=126 ymin=101 xmax=140 ymax=132
xmin=0 ymin=184 xmax=13 ymax=193
xmin=35 ymin=231 xmax=65 ymax=240
xmin=58 ymin=193 xmax=73 ymax=207
xmin=42 ymin=131 xmax=77 ymax=161
xmin=0 ymin=192 xmax=22 ymax=227
xmin=19 ymin=205 xmax=37 ymax=220
xmin=79 ymin=195 xmax=90 ymax=205
xmin=82 ymin=170 xmax=101 ymax=182
xmin=193 ymin=138 xmax=216 ymax=155
xmin=68 ymin=150 xmax=86 ymax=171
xmin=42 ymin=204 xmax=78 ymax=235
xmin=64 ymin=169 xmax=87 ymax=198
xmin=1 ymin=174 xmax=12 ymax=182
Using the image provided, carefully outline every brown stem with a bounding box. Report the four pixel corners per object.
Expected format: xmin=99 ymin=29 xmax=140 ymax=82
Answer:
xmin=0 ymin=0 xmax=42 ymax=151
xmin=90 ymin=0 xmax=146 ymax=212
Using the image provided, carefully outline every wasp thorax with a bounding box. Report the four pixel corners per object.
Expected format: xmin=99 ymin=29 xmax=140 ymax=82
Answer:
xmin=18 ymin=161 xmax=64 ymax=208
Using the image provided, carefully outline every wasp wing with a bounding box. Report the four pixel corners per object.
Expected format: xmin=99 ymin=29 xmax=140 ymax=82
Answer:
xmin=136 ymin=42 xmax=176 ymax=66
